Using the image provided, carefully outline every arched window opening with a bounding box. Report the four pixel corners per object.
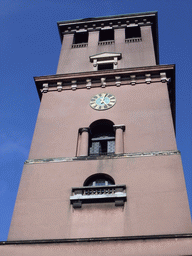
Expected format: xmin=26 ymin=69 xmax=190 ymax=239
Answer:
xmin=83 ymin=173 xmax=115 ymax=187
xmin=89 ymin=119 xmax=115 ymax=156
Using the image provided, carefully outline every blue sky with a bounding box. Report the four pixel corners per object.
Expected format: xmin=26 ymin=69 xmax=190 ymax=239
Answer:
xmin=0 ymin=0 xmax=192 ymax=241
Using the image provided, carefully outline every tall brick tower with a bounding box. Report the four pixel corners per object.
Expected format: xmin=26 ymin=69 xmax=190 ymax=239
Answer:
xmin=1 ymin=12 xmax=192 ymax=255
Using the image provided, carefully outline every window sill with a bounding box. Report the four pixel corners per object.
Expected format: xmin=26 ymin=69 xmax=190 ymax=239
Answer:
xmin=70 ymin=185 xmax=126 ymax=208
xmin=125 ymin=37 xmax=142 ymax=43
xmin=72 ymin=43 xmax=88 ymax=48
xmin=98 ymin=40 xmax=115 ymax=46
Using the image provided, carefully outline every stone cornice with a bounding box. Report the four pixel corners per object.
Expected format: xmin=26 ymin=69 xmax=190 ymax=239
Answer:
xmin=57 ymin=12 xmax=157 ymax=37
xmin=57 ymin=12 xmax=159 ymax=64
xmin=25 ymin=150 xmax=180 ymax=165
xmin=34 ymin=65 xmax=175 ymax=127
xmin=34 ymin=65 xmax=175 ymax=94
xmin=1 ymin=232 xmax=192 ymax=245
xmin=35 ymin=64 xmax=174 ymax=84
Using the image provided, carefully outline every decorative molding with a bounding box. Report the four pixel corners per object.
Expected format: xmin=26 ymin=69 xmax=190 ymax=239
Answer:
xmin=130 ymin=75 xmax=136 ymax=85
xmin=115 ymin=76 xmax=121 ymax=87
xmin=70 ymin=184 xmax=126 ymax=208
xmin=113 ymin=124 xmax=125 ymax=131
xmin=145 ymin=74 xmax=151 ymax=84
xmin=42 ymin=83 xmax=48 ymax=93
xmin=90 ymin=52 xmax=122 ymax=61
xmin=79 ymin=127 xmax=89 ymax=134
xmin=71 ymin=80 xmax=77 ymax=90
xmin=90 ymin=52 xmax=122 ymax=71
xmin=72 ymin=43 xmax=88 ymax=48
xmin=35 ymin=65 xmax=174 ymax=86
xmin=125 ymin=37 xmax=142 ymax=43
xmin=1 ymin=233 xmax=192 ymax=245
xmin=24 ymin=150 xmax=180 ymax=165
xmin=160 ymin=72 xmax=169 ymax=83
xmin=57 ymin=12 xmax=156 ymax=37
xmin=36 ymin=65 xmax=175 ymax=125
xmin=57 ymin=82 xmax=62 ymax=92
xmin=98 ymin=40 xmax=114 ymax=46
xmin=86 ymin=79 xmax=91 ymax=89
xmin=101 ymin=77 xmax=106 ymax=88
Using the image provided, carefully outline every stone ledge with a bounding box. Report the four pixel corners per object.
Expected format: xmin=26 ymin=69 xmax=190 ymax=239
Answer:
xmin=1 ymin=233 xmax=192 ymax=245
xmin=24 ymin=150 xmax=180 ymax=165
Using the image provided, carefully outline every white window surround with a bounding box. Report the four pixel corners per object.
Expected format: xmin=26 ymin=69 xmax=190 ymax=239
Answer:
xmin=89 ymin=52 xmax=122 ymax=71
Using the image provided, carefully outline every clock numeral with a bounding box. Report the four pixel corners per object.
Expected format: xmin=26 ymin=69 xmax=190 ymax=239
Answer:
xmin=91 ymin=103 xmax=97 ymax=108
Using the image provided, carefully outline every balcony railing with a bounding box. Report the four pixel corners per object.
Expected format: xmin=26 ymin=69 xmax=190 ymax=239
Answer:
xmin=72 ymin=43 xmax=88 ymax=48
xmin=125 ymin=37 xmax=142 ymax=43
xmin=98 ymin=40 xmax=115 ymax=46
xmin=70 ymin=184 xmax=126 ymax=208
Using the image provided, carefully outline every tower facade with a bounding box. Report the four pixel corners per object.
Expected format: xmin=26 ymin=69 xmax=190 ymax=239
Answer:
xmin=1 ymin=12 xmax=192 ymax=255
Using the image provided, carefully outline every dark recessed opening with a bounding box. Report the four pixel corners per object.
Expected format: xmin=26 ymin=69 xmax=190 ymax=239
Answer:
xmin=99 ymin=29 xmax=114 ymax=41
xmin=74 ymin=31 xmax=88 ymax=44
xmin=125 ymin=26 xmax=141 ymax=39
xmin=84 ymin=173 xmax=115 ymax=186
xmin=89 ymin=119 xmax=115 ymax=156
xmin=98 ymin=63 xmax=113 ymax=70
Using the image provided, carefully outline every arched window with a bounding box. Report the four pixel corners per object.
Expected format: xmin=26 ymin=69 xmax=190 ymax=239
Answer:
xmin=89 ymin=119 xmax=115 ymax=156
xmin=83 ymin=173 xmax=115 ymax=187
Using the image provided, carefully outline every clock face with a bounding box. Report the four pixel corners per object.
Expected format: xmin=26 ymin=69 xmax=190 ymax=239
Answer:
xmin=90 ymin=93 xmax=116 ymax=111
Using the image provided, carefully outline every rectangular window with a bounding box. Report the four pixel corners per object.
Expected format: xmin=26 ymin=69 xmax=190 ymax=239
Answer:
xmin=125 ymin=26 xmax=141 ymax=39
xmin=89 ymin=137 xmax=115 ymax=156
xmin=99 ymin=29 xmax=114 ymax=41
xmin=98 ymin=63 xmax=113 ymax=70
xmin=73 ymin=31 xmax=88 ymax=44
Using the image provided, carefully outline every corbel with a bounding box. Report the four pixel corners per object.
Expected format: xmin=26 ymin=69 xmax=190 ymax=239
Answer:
xmin=130 ymin=75 xmax=136 ymax=85
xmin=145 ymin=74 xmax=151 ymax=84
xmin=86 ymin=79 xmax=91 ymax=89
xmin=71 ymin=80 xmax=77 ymax=90
xmin=101 ymin=77 xmax=106 ymax=88
xmin=42 ymin=83 xmax=48 ymax=93
xmin=57 ymin=82 xmax=62 ymax=92
xmin=115 ymin=76 xmax=121 ymax=87
xmin=160 ymin=72 xmax=169 ymax=83
xmin=93 ymin=59 xmax=97 ymax=71
xmin=114 ymin=57 xmax=118 ymax=69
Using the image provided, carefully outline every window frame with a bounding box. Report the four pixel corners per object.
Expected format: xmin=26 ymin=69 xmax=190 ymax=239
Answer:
xmin=89 ymin=120 xmax=115 ymax=156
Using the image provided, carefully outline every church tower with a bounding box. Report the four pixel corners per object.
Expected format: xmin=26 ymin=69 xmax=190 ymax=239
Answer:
xmin=2 ymin=11 xmax=192 ymax=255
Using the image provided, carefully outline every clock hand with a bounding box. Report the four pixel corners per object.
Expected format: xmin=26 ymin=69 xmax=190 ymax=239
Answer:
xmin=100 ymin=97 xmax=105 ymax=104
xmin=101 ymin=94 xmax=107 ymax=104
